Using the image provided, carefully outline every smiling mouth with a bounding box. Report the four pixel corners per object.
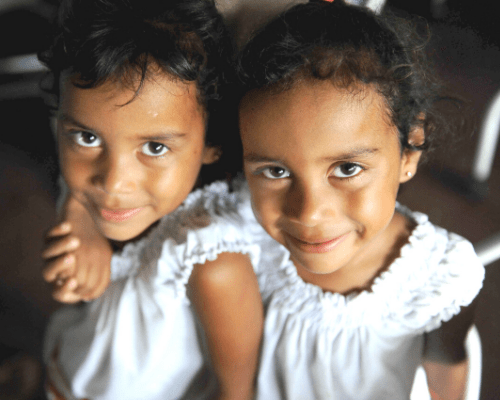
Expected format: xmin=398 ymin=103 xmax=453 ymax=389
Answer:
xmin=288 ymin=232 xmax=350 ymax=254
xmin=100 ymin=208 xmax=143 ymax=223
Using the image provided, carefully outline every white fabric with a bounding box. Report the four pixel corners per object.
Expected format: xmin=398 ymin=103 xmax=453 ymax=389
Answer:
xmin=254 ymin=204 xmax=485 ymax=400
xmin=44 ymin=182 xmax=485 ymax=400
xmin=44 ymin=179 xmax=261 ymax=400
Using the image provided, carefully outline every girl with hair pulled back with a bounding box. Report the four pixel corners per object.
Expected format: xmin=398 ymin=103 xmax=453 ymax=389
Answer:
xmin=237 ymin=1 xmax=484 ymax=399
xmin=40 ymin=0 xmax=262 ymax=399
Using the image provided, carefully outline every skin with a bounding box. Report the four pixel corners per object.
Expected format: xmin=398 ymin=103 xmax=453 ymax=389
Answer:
xmin=42 ymin=70 xmax=263 ymax=399
xmin=56 ymin=73 xmax=218 ymax=242
xmin=240 ymin=78 xmax=472 ymax=399
xmin=188 ymin=253 xmax=263 ymax=400
xmin=42 ymin=201 xmax=112 ymax=303
xmin=240 ymin=80 xmax=422 ymax=294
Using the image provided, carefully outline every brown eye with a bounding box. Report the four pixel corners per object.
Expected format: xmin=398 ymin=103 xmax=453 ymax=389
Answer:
xmin=262 ymin=166 xmax=290 ymax=179
xmin=141 ymin=142 xmax=169 ymax=156
xmin=333 ymin=163 xmax=363 ymax=178
xmin=73 ymin=131 xmax=101 ymax=147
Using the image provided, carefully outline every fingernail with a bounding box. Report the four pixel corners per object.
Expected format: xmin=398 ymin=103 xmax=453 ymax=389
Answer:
xmin=70 ymin=238 xmax=80 ymax=248
xmin=60 ymin=222 xmax=71 ymax=231
xmin=67 ymin=279 xmax=78 ymax=290
xmin=65 ymin=254 xmax=75 ymax=264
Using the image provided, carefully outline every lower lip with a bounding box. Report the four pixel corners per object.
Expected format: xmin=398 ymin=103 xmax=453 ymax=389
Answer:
xmin=290 ymin=233 xmax=350 ymax=254
xmin=100 ymin=208 xmax=143 ymax=222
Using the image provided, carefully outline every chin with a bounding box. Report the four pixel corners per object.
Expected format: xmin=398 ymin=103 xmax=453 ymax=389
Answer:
xmin=303 ymin=265 xmax=341 ymax=275
xmin=293 ymin=253 xmax=347 ymax=275
xmin=98 ymin=223 xmax=148 ymax=243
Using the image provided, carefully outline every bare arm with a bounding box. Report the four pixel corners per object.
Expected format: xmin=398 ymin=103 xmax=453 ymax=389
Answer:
xmin=42 ymin=195 xmax=112 ymax=303
xmin=188 ymin=252 xmax=263 ymax=400
xmin=423 ymin=300 xmax=477 ymax=400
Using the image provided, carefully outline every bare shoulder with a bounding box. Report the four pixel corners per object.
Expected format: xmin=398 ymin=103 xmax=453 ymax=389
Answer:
xmin=188 ymin=252 xmax=263 ymax=398
xmin=188 ymin=252 xmax=257 ymax=299
xmin=187 ymin=251 xmax=263 ymax=361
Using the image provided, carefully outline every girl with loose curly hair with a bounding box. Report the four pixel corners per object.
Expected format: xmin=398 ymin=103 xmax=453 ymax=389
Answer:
xmin=237 ymin=1 xmax=484 ymax=399
xmin=41 ymin=1 xmax=260 ymax=399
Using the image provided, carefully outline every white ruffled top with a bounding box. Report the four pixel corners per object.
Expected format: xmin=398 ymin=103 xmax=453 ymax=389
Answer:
xmin=44 ymin=179 xmax=261 ymax=400
xmin=254 ymin=204 xmax=485 ymax=400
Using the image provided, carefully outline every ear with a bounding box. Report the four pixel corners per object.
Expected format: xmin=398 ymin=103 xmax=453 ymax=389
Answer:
xmin=399 ymin=125 xmax=424 ymax=183
xmin=202 ymin=146 xmax=222 ymax=165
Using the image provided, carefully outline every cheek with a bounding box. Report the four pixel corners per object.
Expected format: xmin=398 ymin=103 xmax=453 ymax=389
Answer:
xmin=153 ymin=160 xmax=201 ymax=201
xmin=347 ymin=183 xmax=397 ymax=233
xmin=248 ymin=183 xmax=272 ymax=224
xmin=59 ymin=153 xmax=87 ymax=188
xmin=249 ymin=188 xmax=265 ymax=223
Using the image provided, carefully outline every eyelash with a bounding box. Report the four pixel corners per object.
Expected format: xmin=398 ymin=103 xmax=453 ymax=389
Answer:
xmin=257 ymin=162 xmax=365 ymax=181
xmin=331 ymin=162 xmax=365 ymax=180
xmin=141 ymin=142 xmax=170 ymax=158
xmin=65 ymin=131 xmax=170 ymax=158
xmin=69 ymin=131 xmax=101 ymax=148
xmin=259 ymin=166 xmax=291 ymax=180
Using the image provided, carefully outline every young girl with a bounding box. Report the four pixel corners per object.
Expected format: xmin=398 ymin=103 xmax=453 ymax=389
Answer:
xmin=40 ymin=0 xmax=263 ymax=399
xmin=236 ymin=1 xmax=484 ymax=399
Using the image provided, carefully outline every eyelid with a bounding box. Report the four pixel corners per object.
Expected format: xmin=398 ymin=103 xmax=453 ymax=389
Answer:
xmin=254 ymin=165 xmax=291 ymax=180
xmin=68 ymin=130 xmax=102 ymax=148
xmin=141 ymin=141 xmax=170 ymax=157
xmin=331 ymin=162 xmax=365 ymax=179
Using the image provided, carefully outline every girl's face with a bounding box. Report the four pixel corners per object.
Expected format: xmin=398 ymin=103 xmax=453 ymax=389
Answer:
xmin=240 ymin=80 xmax=421 ymax=287
xmin=57 ymin=72 xmax=219 ymax=241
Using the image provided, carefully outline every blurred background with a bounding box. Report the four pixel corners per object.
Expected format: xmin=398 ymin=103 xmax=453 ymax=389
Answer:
xmin=0 ymin=0 xmax=499 ymax=399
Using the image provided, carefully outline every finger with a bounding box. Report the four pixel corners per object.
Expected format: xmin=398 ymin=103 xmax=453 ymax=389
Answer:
xmin=42 ymin=236 xmax=80 ymax=259
xmin=54 ymin=276 xmax=78 ymax=290
xmin=52 ymin=279 xmax=83 ymax=304
xmin=45 ymin=222 xmax=72 ymax=239
xmin=42 ymin=253 xmax=76 ymax=282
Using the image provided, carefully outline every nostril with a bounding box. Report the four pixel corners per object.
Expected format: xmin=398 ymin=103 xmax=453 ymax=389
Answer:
xmin=286 ymin=194 xmax=324 ymax=226
xmin=91 ymin=169 xmax=136 ymax=194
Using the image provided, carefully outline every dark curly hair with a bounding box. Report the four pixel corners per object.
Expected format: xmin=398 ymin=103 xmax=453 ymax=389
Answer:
xmin=237 ymin=0 xmax=446 ymax=152
xmin=39 ymin=0 xmax=240 ymax=181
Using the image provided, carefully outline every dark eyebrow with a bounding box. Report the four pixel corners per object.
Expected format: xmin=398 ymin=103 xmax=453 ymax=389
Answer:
xmin=138 ymin=133 xmax=187 ymax=142
xmin=321 ymin=147 xmax=380 ymax=162
xmin=58 ymin=113 xmax=187 ymax=141
xmin=244 ymin=148 xmax=380 ymax=164
xmin=57 ymin=113 xmax=94 ymax=132
xmin=244 ymin=154 xmax=284 ymax=163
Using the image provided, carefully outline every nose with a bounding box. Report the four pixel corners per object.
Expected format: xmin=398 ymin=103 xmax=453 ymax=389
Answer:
xmin=92 ymin=151 xmax=137 ymax=195
xmin=284 ymin=180 xmax=334 ymax=227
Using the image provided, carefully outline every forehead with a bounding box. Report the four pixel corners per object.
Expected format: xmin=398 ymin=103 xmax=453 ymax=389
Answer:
xmin=60 ymin=69 xmax=199 ymax=108
xmin=239 ymin=80 xmax=399 ymax=156
xmin=58 ymin=72 xmax=206 ymax=133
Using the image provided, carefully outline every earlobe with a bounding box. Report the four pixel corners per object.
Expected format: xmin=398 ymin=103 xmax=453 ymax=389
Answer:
xmin=202 ymin=146 xmax=222 ymax=165
xmin=399 ymin=148 xmax=422 ymax=183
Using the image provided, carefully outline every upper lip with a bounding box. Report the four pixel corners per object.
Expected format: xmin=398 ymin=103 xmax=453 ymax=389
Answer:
xmin=94 ymin=197 xmax=143 ymax=211
xmin=101 ymin=207 xmax=141 ymax=212
xmin=287 ymin=232 xmax=347 ymax=245
xmin=99 ymin=207 xmax=143 ymax=222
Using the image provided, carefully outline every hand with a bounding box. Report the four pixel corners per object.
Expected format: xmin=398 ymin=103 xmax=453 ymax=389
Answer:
xmin=42 ymin=221 xmax=80 ymax=301
xmin=42 ymin=197 xmax=113 ymax=303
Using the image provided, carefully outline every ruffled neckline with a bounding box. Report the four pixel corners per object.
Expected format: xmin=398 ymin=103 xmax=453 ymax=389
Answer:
xmin=263 ymin=203 xmax=484 ymax=332
xmin=111 ymin=178 xmax=249 ymax=280
xmin=271 ymin=204 xmax=433 ymax=305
